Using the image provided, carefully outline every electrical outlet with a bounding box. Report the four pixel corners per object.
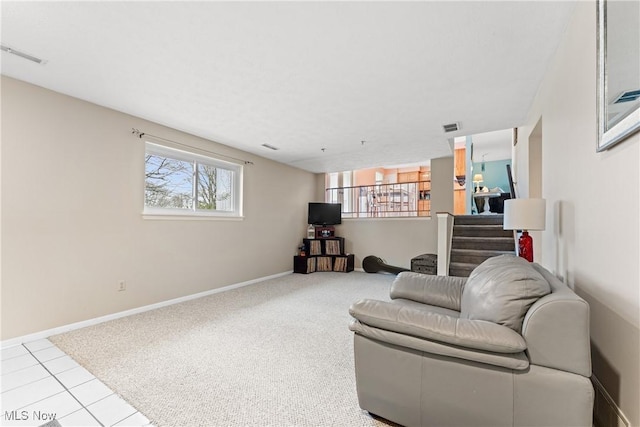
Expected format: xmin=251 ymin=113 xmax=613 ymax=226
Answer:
xmin=118 ymin=280 xmax=126 ymax=292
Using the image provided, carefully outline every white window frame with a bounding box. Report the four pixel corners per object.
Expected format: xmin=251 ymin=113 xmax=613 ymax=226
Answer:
xmin=143 ymin=142 xmax=243 ymax=219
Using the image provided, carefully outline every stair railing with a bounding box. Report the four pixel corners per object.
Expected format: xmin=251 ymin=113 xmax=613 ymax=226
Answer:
xmin=436 ymin=212 xmax=455 ymax=275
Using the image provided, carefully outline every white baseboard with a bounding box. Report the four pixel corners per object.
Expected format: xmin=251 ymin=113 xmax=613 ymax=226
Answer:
xmin=1 ymin=271 xmax=292 ymax=349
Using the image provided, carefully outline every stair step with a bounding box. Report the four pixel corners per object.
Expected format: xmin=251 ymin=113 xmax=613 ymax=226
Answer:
xmin=450 ymin=249 xmax=515 ymax=264
xmin=453 ymin=224 xmax=512 ymax=238
xmin=451 ymin=236 xmax=515 ymax=251
xmin=449 ymin=214 xmax=514 ymax=276
xmin=448 ymin=262 xmax=477 ymax=278
xmin=454 ymin=214 xmax=505 ymax=226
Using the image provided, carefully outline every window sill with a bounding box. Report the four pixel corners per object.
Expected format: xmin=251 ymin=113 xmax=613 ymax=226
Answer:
xmin=142 ymin=210 xmax=244 ymax=221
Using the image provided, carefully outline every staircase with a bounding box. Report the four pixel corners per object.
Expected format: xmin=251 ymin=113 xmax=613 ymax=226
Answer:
xmin=449 ymin=215 xmax=516 ymax=277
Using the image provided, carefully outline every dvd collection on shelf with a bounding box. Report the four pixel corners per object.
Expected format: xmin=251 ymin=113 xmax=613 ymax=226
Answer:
xmin=294 ymin=236 xmax=354 ymax=274
xmin=309 ymin=240 xmax=322 ymax=255
xmin=316 ymin=257 xmax=333 ymax=271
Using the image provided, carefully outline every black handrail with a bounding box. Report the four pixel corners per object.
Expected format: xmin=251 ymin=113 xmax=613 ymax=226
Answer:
xmin=325 ymin=181 xmax=430 ymax=218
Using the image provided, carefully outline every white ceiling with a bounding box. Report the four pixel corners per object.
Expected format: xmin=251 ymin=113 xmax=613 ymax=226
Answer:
xmin=1 ymin=1 xmax=575 ymax=173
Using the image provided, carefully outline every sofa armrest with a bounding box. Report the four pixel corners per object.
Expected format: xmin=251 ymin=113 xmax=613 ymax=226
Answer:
xmin=350 ymin=321 xmax=529 ymax=371
xmin=350 ymin=299 xmax=526 ymax=354
xmin=390 ymin=272 xmax=466 ymax=311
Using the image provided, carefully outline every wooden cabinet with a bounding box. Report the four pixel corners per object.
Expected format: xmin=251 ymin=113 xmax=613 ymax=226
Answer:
xmin=397 ymin=171 xmax=419 ymax=183
xmin=454 ymin=149 xmax=466 ymax=214
xmin=294 ymin=237 xmax=354 ymax=274
xmin=454 ymin=189 xmax=466 ymax=215
xmin=397 ymin=168 xmax=431 ymax=216
xmin=454 ymin=148 xmax=466 ymax=177
xmin=418 ymin=180 xmax=431 ymax=217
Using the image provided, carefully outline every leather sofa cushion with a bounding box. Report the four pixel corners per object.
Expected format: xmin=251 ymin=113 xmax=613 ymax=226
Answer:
xmin=390 ymin=272 xmax=466 ymax=311
xmin=392 ymin=298 xmax=460 ymax=318
xmin=350 ymin=320 xmax=530 ymax=370
xmin=350 ymin=299 xmax=527 ymax=353
xmin=460 ymin=255 xmax=550 ymax=333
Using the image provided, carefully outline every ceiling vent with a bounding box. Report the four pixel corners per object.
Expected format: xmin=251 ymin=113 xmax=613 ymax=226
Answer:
xmin=443 ymin=122 xmax=461 ymax=133
xmin=0 ymin=44 xmax=45 ymax=64
xmin=261 ymin=143 xmax=279 ymax=151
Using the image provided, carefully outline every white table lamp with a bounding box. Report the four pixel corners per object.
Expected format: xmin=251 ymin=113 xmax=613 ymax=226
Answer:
xmin=503 ymin=198 xmax=546 ymax=262
xmin=473 ymin=174 xmax=484 ymax=192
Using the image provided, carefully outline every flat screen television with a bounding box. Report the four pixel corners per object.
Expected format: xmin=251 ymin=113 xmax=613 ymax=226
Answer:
xmin=308 ymin=202 xmax=342 ymax=226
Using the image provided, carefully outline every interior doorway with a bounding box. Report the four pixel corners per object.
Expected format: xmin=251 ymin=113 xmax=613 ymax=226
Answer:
xmin=454 ymin=129 xmax=514 ymax=214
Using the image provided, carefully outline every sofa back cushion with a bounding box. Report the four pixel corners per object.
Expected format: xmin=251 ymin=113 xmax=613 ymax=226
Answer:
xmin=460 ymin=255 xmax=550 ymax=333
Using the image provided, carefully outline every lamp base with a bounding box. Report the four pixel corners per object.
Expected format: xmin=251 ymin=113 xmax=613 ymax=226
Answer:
xmin=518 ymin=231 xmax=533 ymax=262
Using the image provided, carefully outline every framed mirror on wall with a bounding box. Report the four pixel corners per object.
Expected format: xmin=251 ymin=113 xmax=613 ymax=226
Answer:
xmin=596 ymin=0 xmax=640 ymax=151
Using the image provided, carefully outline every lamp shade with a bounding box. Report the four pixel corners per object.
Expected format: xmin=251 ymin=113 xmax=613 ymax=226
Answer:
xmin=503 ymin=198 xmax=546 ymax=231
xmin=473 ymin=174 xmax=484 ymax=183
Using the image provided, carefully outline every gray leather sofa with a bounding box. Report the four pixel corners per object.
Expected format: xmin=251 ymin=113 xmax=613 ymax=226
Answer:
xmin=349 ymin=255 xmax=593 ymax=427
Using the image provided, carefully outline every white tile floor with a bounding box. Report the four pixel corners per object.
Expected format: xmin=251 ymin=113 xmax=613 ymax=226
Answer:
xmin=1 ymin=339 xmax=152 ymax=427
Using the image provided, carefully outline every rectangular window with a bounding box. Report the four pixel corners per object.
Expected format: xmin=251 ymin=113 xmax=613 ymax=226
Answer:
xmin=144 ymin=142 xmax=242 ymax=218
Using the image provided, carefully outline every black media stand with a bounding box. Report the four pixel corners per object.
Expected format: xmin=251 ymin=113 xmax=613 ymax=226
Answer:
xmin=293 ymin=236 xmax=354 ymax=274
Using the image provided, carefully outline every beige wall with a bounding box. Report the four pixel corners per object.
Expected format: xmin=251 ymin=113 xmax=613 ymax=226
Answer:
xmin=516 ymin=3 xmax=639 ymax=425
xmin=0 ymin=77 xmax=316 ymax=340
xmin=336 ymin=156 xmax=453 ymax=269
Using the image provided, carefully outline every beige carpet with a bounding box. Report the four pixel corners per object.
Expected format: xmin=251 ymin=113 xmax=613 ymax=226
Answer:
xmin=50 ymin=272 xmax=397 ymax=427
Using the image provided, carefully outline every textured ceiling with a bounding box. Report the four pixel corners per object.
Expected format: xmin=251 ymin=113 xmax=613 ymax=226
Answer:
xmin=1 ymin=1 xmax=575 ymax=173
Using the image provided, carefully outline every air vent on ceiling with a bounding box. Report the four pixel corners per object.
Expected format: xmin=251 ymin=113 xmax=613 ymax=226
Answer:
xmin=261 ymin=143 xmax=279 ymax=151
xmin=443 ymin=122 xmax=461 ymax=133
xmin=613 ymin=89 xmax=640 ymax=104
xmin=0 ymin=44 xmax=45 ymax=64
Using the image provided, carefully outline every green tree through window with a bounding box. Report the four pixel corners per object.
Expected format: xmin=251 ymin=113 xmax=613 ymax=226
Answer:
xmin=144 ymin=142 xmax=241 ymax=216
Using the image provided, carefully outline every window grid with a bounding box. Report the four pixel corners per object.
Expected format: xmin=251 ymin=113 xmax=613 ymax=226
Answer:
xmin=144 ymin=142 xmax=241 ymax=217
